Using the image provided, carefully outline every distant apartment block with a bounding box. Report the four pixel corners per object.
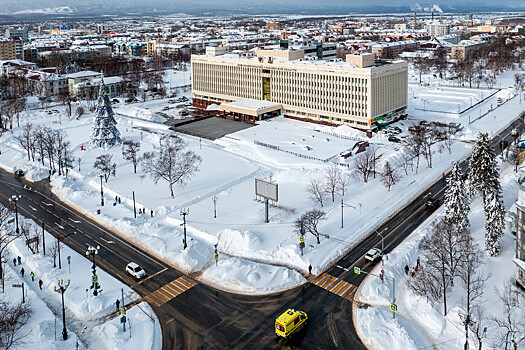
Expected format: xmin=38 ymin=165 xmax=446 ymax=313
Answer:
xmin=279 ymin=38 xmax=337 ymax=60
xmin=425 ymin=22 xmax=451 ymax=38
xmin=371 ymin=40 xmax=420 ymax=59
xmin=191 ymin=51 xmax=407 ymax=130
xmin=6 ymin=28 xmax=29 ymax=42
xmin=266 ymin=22 xmax=281 ymax=30
xmin=450 ymin=40 xmax=489 ymax=60
xmin=0 ymin=38 xmax=17 ymax=60
xmin=514 ymin=178 xmax=525 ymax=289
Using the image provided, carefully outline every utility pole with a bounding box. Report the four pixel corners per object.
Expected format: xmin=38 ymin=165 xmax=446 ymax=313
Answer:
xmin=212 ymin=196 xmax=217 ymax=218
xmin=58 ymin=234 xmax=62 ymax=269
xmin=86 ymin=245 xmax=100 ymax=296
xmin=180 ymin=209 xmax=189 ymax=249
xmin=78 ymin=158 xmax=81 ymax=171
xmin=42 ymin=221 xmax=46 ymax=255
xmin=132 ymin=191 xmax=136 ymax=219
xmin=99 ymin=174 xmax=104 ymax=206
xmin=54 ymin=279 xmax=70 ymax=340
xmin=340 ymin=199 xmax=356 ymax=228
xmin=121 ymin=288 xmax=126 ymax=332
xmin=264 ymin=198 xmax=269 ymax=223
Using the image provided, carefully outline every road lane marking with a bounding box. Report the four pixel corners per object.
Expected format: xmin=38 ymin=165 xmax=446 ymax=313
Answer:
xmin=69 ymin=218 xmax=81 ymax=224
xmin=54 ymin=223 xmax=64 ymax=230
xmin=43 ymin=202 xmax=53 ymax=206
xmin=137 ymin=268 xmax=168 ymax=285
xmin=144 ymin=276 xmax=197 ymax=307
xmin=311 ymin=273 xmax=357 ymax=301
xmin=29 ymin=205 xmax=37 ymax=211
xmin=100 ymin=237 xmax=115 ymax=244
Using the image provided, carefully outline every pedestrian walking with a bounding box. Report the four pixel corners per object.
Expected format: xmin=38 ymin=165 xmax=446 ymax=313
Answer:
xmin=17 ymin=256 xmax=21 ymax=265
xmin=38 ymin=279 xmax=43 ymax=290
xmin=417 ymin=257 xmax=420 ymax=268
xmin=116 ymin=299 xmax=120 ymax=312
xmin=138 ymin=208 xmax=142 ymax=214
xmin=118 ymin=197 xmax=121 ymax=204
xmin=308 ymin=264 xmax=312 ymax=275
xmin=150 ymin=210 xmax=153 ymax=218
xmin=13 ymin=258 xmax=16 ymax=266
xmin=404 ymin=265 xmax=409 ymax=275
xmin=115 ymin=195 xmax=118 ymax=202
xmin=30 ymin=272 xmax=35 ymax=282
xmin=142 ymin=207 xmax=145 ymax=214
xmin=21 ymin=267 xmax=25 ymax=277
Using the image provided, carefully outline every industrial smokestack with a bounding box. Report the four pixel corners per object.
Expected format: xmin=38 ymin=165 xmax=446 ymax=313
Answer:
xmin=432 ymin=12 xmax=434 ymax=21
xmin=414 ymin=12 xmax=417 ymax=29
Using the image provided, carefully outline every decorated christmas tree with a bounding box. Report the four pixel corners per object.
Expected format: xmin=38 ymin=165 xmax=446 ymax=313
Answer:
xmin=90 ymin=79 xmax=121 ymax=149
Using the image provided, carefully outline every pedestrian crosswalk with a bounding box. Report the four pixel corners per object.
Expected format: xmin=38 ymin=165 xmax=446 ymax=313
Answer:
xmin=144 ymin=276 xmax=197 ymax=306
xmin=311 ymin=273 xmax=357 ymax=301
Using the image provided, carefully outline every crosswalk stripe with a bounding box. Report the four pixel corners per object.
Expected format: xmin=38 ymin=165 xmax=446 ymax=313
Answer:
xmin=311 ymin=273 xmax=356 ymax=302
xmin=146 ymin=293 xmax=164 ymax=305
xmin=169 ymin=281 xmax=185 ymax=293
xmin=144 ymin=276 xmax=198 ymax=307
xmin=163 ymin=283 xmax=181 ymax=296
xmin=160 ymin=286 xmax=178 ymax=298
xmin=181 ymin=276 xmax=196 ymax=286
xmin=153 ymin=290 xmax=171 ymax=302
xmin=172 ymin=279 xmax=189 ymax=291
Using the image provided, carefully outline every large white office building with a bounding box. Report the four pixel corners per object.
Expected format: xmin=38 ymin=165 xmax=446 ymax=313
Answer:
xmin=191 ymin=50 xmax=408 ymax=130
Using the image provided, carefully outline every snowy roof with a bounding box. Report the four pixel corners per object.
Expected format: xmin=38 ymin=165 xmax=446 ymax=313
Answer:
xmin=67 ymin=71 xmax=102 ymax=79
xmin=76 ymin=76 xmax=122 ymax=88
xmin=514 ymin=258 xmax=525 ymax=272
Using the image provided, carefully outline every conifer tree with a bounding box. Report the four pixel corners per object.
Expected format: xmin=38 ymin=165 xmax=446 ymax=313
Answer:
xmin=90 ymin=79 xmax=121 ymax=149
xmin=444 ymin=162 xmax=470 ymax=234
xmin=484 ymin=191 xmax=506 ymax=256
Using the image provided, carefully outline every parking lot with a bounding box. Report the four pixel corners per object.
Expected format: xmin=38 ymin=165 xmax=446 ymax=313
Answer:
xmin=172 ymin=116 xmax=253 ymax=140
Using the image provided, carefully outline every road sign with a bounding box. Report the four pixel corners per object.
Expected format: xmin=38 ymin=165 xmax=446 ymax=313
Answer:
xmin=354 ymin=267 xmax=361 ymax=274
xmin=92 ymin=275 xmax=98 ymax=283
xmin=67 ymin=256 xmax=71 ymax=262
xmin=390 ymin=304 xmax=397 ymax=312
xmin=255 ymin=178 xmax=278 ymax=201
xmin=215 ymin=253 xmax=219 ymax=260
xmin=299 ymin=236 xmax=304 ymax=243
xmin=12 ymin=284 xmax=22 ymax=288
xmin=381 ymin=269 xmax=385 ymax=275
xmin=120 ymin=307 xmax=126 ymax=316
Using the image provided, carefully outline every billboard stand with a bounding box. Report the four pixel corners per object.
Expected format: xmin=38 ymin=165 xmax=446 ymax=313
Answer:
xmin=255 ymin=178 xmax=278 ymax=224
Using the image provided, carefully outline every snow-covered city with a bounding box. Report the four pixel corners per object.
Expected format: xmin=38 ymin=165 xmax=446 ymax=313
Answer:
xmin=0 ymin=4 xmax=525 ymax=350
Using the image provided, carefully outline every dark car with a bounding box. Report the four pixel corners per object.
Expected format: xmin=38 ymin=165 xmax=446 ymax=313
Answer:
xmin=388 ymin=136 xmax=401 ymax=143
xmin=14 ymin=169 xmax=24 ymax=177
xmin=425 ymin=197 xmax=440 ymax=210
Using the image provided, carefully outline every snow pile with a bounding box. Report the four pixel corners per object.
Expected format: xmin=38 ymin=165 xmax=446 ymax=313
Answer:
xmin=202 ymin=257 xmax=305 ymax=294
xmin=115 ymin=105 xmax=166 ymax=123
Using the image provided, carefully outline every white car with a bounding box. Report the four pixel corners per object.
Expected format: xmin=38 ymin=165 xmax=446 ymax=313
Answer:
xmin=126 ymin=262 xmax=146 ymax=279
xmin=364 ymin=248 xmax=382 ymax=262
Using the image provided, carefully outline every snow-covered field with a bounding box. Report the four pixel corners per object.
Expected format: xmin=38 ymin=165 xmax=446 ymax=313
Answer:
xmin=1 ymin=216 xmax=161 ymax=350
xmin=354 ymin=157 xmax=522 ymax=350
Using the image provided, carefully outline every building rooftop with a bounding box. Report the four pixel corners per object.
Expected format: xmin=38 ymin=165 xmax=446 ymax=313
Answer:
xmin=222 ymin=99 xmax=281 ymax=112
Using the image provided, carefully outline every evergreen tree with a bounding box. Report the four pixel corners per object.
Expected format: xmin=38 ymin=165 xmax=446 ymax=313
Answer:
xmin=444 ymin=162 xmax=470 ymax=234
xmin=90 ymin=79 xmax=121 ymax=149
xmin=484 ymin=190 xmax=506 ymax=256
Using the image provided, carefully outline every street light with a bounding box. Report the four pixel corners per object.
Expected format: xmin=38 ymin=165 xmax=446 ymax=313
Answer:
xmin=99 ymin=174 xmax=104 ymax=206
xmin=9 ymin=194 xmax=21 ymax=234
xmin=54 ymin=279 xmax=71 ymax=340
xmin=86 ymin=245 xmax=100 ymax=296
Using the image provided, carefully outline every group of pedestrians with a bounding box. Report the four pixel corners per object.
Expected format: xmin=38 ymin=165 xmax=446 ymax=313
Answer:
xmin=15 ymin=255 xmax=44 ymax=290
xmin=404 ymin=257 xmax=421 ymax=277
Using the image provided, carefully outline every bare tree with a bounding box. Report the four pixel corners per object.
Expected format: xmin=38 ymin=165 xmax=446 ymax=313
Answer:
xmin=491 ymin=279 xmax=525 ymax=350
xmin=403 ymin=127 xmax=424 ymax=173
xmin=294 ymin=209 xmax=326 ymax=244
xmin=324 ymin=165 xmax=341 ymax=202
xmin=0 ymin=300 xmax=32 ymax=350
xmin=142 ymin=135 xmax=201 ymax=198
xmin=397 ymin=149 xmax=414 ymax=175
xmin=306 ymin=178 xmax=326 ymax=207
xmin=0 ymin=205 xmax=21 ymax=293
xmin=337 ymin=171 xmax=350 ymax=196
xmin=93 ymin=154 xmax=116 ymax=182
xmin=49 ymin=239 xmax=59 ymax=268
xmin=380 ymin=161 xmax=401 ymax=191
xmin=122 ymin=140 xmax=141 ymax=173
xmin=408 ymin=218 xmax=463 ymax=316
xmin=354 ymin=148 xmax=375 ymax=183
xmin=14 ymin=123 xmax=33 ymax=161
xmin=507 ymin=144 xmax=521 ymax=173
xmin=459 ymin=235 xmax=489 ymax=349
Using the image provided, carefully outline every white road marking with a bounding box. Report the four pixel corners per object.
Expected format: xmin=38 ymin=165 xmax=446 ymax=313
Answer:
xmin=43 ymin=202 xmax=53 ymax=206
xmin=29 ymin=205 xmax=37 ymax=211
xmin=69 ymin=218 xmax=81 ymax=224
xmin=137 ymin=268 xmax=168 ymax=285
xmin=336 ymin=265 xmax=349 ymax=271
xmin=54 ymin=223 xmax=64 ymax=230
xmin=100 ymin=237 xmax=115 ymax=244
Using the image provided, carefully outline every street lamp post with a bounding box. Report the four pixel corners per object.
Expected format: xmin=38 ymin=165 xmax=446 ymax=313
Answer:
xmin=54 ymin=279 xmax=70 ymax=340
xmin=9 ymin=195 xmax=21 ymax=234
xmin=86 ymin=245 xmax=100 ymax=296
xmin=99 ymin=174 xmax=104 ymax=206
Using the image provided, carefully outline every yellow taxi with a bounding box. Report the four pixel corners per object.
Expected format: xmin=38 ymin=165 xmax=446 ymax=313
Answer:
xmin=275 ymin=308 xmax=308 ymax=339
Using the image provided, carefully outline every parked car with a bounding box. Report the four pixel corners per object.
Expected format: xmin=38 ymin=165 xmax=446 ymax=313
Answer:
xmin=126 ymin=262 xmax=146 ymax=279
xmin=388 ymin=136 xmax=401 ymax=143
xmin=162 ymin=106 xmax=171 ymax=111
xmin=365 ymin=248 xmax=383 ymax=262
xmin=425 ymin=197 xmax=440 ymax=210
xmin=14 ymin=169 xmax=24 ymax=177
xmin=168 ymin=100 xmax=176 ymax=104
xmin=386 ymin=126 xmax=402 ymax=135
xmin=112 ymin=99 xmax=120 ymax=104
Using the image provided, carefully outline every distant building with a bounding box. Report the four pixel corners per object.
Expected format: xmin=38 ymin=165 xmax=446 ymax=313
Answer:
xmin=6 ymin=28 xmax=29 ymax=42
xmin=394 ymin=24 xmax=408 ymax=31
xmin=0 ymin=38 xmax=17 ymax=60
xmin=371 ymin=40 xmax=420 ymax=59
xmin=68 ymin=71 xmax=122 ymax=100
xmin=450 ymin=40 xmax=489 ymax=60
xmin=425 ymin=22 xmax=451 ymax=38
xmin=514 ymin=177 xmax=525 ymax=289
xmin=279 ymin=38 xmax=337 ymax=60
xmin=266 ymin=22 xmax=281 ymax=30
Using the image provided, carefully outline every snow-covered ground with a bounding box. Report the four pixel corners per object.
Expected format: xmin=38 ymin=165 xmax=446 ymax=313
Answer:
xmin=0 ymin=65 xmax=523 ymax=298
xmin=1 ymin=216 xmax=161 ymax=350
xmin=354 ymin=156 xmax=522 ymax=350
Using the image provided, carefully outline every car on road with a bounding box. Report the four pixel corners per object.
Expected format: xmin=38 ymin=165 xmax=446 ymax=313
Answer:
xmin=126 ymin=262 xmax=146 ymax=279
xmin=388 ymin=136 xmax=401 ymax=143
xmin=364 ymin=248 xmax=382 ymax=262
xmin=14 ymin=169 xmax=25 ymax=177
xmin=425 ymin=197 xmax=440 ymax=210
xmin=275 ymin=308 xmax=308 ymax=339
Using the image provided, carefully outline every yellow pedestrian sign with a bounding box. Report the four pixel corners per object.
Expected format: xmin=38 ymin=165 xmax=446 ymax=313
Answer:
xmin=299 ymin=236 xmax=304 ymax=243
xmin=120 ymin=307 xmax=126 ymax=316
xmin=390 ymin=304 xmax=397 ymax=312
xmin=215 ymin=253 xmax=219 ymax=260
xmin=354 ymin=267 xmax=361 ymax=274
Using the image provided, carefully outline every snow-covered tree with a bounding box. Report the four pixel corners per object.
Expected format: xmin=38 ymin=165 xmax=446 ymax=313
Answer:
xmin=444 ymin=162 xmax=470 ymax=234
xmin=90 ymin=80 xmax=121 ymax=149
xmin=484 ymin=191 xmax=506 ymax=256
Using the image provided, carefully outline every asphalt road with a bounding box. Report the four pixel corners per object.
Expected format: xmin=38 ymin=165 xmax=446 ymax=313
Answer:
xmin=0 ymin=115 xmax=522 ymax=350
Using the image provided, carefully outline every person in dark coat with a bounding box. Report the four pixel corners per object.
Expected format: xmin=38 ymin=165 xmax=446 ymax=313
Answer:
xmin=21 ymin=267 xmax=25 ymax=277
xmin=404 ymin=265 xmax=409 ymax=275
